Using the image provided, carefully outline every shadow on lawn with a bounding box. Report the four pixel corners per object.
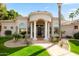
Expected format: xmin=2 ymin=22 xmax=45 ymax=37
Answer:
xmin=30 ymin=44 xmax=54 ymax=56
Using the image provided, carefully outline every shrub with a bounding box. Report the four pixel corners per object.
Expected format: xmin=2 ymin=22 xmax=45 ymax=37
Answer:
xmin=0 ymin=36 xmax=13 ymax=40
xmin=20 ymin=31 xmax=26 ymax=35
xmin=50 ymin=37 xmax=53 ymax=42
xmin=65 ymin=35 xmax=72 ymax=38
xmin=13 ymin=34 xmax=22 ymax=41
xmin=73 ymin=32 xmax=79 ymax=39
xmin=13 ymin=34 xmax=21 ymax=39
xmin=51 ymin=36 xmax=60 ymax=43
xmin=20 ymin=31 xmax=26 ymax=38
xmin=55 ymin=36 xmax=59 ymax=39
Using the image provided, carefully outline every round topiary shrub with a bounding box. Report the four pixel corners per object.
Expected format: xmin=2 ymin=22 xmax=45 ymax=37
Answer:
xmin=73 ymin=32 xmax=79 ymax=39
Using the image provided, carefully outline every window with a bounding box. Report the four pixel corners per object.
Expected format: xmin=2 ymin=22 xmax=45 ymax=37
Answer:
xmin=74 ymin=26 xmax=78 ymax=29
xmin=4 ymin=26 xmax=7 ymax=29
xmin=5 ymin=30 xmax=12 ymax=35
xmin=11 ymin=26 xmax=13 ymax=29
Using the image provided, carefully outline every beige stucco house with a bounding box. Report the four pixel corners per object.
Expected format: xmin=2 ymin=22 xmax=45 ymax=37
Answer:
xmin=0 ymin=11 xmax=79 ymax=40
xmin=62 ymin=20 xmax=79 ymax=37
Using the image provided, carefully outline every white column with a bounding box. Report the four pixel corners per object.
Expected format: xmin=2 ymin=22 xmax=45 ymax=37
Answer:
xmin=52 ymin=22 xmax=54 ymax=37
xmin=30 ymin=23 xmax=33 ymax=38
xmin=34 ymin=21 xmax=37 ymax=40
xmin=48 ymin=23 xmax=50 ymax=38
xmin=44 ymin=21 xmax=48 ymax=40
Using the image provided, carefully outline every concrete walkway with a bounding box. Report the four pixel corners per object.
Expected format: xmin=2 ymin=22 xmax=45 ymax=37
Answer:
xmin=47 ymin=45 xmax=78 ymax=56
xmin=33 ymin=43 xmax=78 ymax=56
xmin=4 ymin=39 xmax=78 ymax=56
xmin=4 ymin=39 xmax=27 ymax=48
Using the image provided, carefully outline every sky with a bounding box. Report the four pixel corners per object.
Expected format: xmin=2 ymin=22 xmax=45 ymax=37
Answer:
xmin=6 ymin=3 xmax=79 ymax=21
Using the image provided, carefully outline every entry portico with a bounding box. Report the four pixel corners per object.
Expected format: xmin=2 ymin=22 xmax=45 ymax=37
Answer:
xmin=29 ymin=11 xmax=52 ymax=40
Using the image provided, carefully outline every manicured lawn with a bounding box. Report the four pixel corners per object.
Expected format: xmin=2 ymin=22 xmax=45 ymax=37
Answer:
xmin=0 ymin=36 xmax=25 ymax=56
xmin=0 ymin=36 xmax=49 ymax=56
xmin=69 ymin=40 xmax=79 ymax=54
xmin=9 ymin=45 xmax=50 ymax=56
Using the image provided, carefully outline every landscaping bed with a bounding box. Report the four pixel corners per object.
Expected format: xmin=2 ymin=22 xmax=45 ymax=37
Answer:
xmin=9 ymin=45 xmax=50 ymax=56
xmin=0 ymin=36 xmax=25 ymax=56
xmin=69 ymin=40 xmax=79 ymax=54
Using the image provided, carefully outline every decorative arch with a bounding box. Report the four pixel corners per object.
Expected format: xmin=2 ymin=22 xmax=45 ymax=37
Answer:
xmin=36 ymin=19 xmax=45 ymax=25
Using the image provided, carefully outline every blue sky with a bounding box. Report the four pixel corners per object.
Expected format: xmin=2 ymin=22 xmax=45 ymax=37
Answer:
xmin=6 ymin=3 xmax=79 ymax=21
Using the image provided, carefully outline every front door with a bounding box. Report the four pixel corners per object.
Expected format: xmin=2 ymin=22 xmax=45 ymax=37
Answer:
xmin=37 ymin=25 xmax=44 ymax=38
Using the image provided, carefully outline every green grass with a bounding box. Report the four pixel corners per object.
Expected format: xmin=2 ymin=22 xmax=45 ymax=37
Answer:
xmin=69 ymin=40 xmax=79 ymax=54
xmin=0 ymin=36 xmax=25 ymax=56
xmin=0 ymin=36 xmax=49 ymax=56
xmin=9 ymin=45 xmax=50 ymax=56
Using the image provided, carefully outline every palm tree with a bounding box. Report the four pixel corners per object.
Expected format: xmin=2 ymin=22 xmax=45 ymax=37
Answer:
xmin=57 ymin=3 xmax=62 ymax=41
xmin=69 ymin=12 xmax=76 ymax=35
xmin=69 ymin=12 xmax=75 ymax=21
xmin=75 ymin=8 xmax=79 ymax=16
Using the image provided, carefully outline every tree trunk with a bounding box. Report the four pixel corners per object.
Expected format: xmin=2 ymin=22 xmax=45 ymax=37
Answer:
xmin=58 ymin=4 xmax=62 ymax=41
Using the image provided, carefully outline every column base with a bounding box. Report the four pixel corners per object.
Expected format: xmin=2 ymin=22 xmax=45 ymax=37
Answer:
xmin=33 ymin=38 xmax=37 ymax=40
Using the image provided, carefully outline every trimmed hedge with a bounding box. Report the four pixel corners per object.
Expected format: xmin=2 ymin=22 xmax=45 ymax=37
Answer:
xmin=73 ymin=32 xmax=79 ymax=39
xmin=0 ymin=36 xmax=13 ymax=41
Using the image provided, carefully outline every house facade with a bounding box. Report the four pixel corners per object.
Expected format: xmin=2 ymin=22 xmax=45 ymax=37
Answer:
xmin=0 ymin=11 xmax=79 ymax=40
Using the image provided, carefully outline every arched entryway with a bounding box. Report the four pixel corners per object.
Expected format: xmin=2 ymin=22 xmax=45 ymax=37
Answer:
xmin=29 ymin=11 xmax=52 ymax=40
xmin=36 ymin=19 xmax=45 ymax=38
xmin=30 ymin=19 xmax=51 ymax=40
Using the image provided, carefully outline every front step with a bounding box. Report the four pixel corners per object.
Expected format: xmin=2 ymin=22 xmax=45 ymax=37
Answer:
xmin=33 ymin=38 xmax=50 ymax=43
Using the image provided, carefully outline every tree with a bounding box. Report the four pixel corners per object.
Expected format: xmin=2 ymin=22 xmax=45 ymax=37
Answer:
xmin=75 ymin=8 xmax=79 ymax=16
xmin=7 ymin=10 xmax=19 ymax=20
xmin=69 ymin=8 xmax=79 ymax=20
xmin=69 ymin=12 xmax=76 ymax=36
xmin=57 ymin=3 xmax=62 ymax=41
xmin=0 ymin=3 xmax=20 ymax=20
xmin=69 ymin=12 xmax=75 ymax=21
xmin=0 ymin=3 xmax=8 ymax=20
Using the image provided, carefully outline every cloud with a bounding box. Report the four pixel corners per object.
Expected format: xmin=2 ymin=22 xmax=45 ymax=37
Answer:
xmin=63 ymin=3 xmax=73 ymax=5
xmin=69 ymin=8 xmax=77 ymax=12
xmin=62 ymin=0 xmax=79 ymax=3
